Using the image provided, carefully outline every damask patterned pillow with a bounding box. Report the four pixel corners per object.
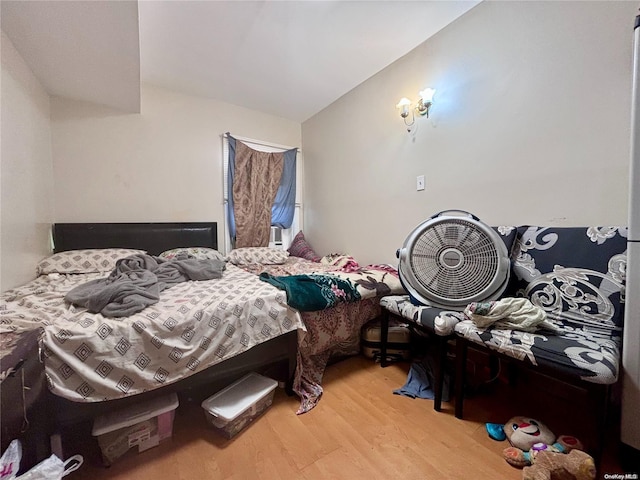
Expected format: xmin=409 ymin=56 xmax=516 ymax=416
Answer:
xmin=287 ymin=231 xmax=321 ymax=262
xmin=227 ymin=247 xmax=289 ymax=265
xmin=159 ymin=247 xmax=226 ymax=262
xmin=36 ymin=248 xmax=147 ymax=275
xmin=494 ymin=225 xmax=518 ymax=256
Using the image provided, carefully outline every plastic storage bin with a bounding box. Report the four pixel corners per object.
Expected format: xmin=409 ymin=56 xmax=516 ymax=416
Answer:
xmin=91 ymin=392 xmax=179 ymax=465
xmin=361 ymin=317 xmax=411 ymax=362
xmin=201 ymin=372 xmax=277 ymax=439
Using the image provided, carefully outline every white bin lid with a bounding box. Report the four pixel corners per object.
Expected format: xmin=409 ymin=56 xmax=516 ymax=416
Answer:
xmin=201 ymin=373 xmax=277 ymax=422
xmin=92 ymin=392 xmax=179 ymax=436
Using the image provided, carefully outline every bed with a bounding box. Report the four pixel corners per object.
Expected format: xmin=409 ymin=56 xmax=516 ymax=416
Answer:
xmin=0 ymin=223 xmax=303 ymax=439
xmin=239 ymin=255 xmax=405 ymax=413
xmin=0 ymin=221 xmax=404 ymax=446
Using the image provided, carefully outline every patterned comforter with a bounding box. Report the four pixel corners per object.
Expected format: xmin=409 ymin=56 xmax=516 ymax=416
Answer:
xmin=258 ymin=263 xmax=399 ymax=312
xmin=240 ymin=256 xmax=406 ymax=413
xmin=0 ymin=264 xmax=305 ymax=402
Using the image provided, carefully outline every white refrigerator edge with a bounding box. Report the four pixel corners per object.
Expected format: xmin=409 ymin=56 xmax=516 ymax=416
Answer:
xmin=621 ymin=11 xmax=640 ymax=454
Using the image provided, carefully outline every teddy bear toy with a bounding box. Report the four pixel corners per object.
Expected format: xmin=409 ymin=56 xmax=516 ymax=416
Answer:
xmin=519 ymin=448 xmax=596 ymax=480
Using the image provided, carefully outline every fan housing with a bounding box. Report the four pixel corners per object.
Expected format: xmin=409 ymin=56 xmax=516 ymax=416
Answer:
xmin=397 ymin=211 xmax=510 ymax=310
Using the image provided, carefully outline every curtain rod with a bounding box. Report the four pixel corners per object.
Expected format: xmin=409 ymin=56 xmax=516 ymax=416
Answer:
xmin=224 ymin=132 xmax=300 ymax=152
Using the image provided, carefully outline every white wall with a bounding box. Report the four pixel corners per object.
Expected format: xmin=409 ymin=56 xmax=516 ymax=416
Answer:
xmin=1 ymin=32 xmax=54 ymax=292
xmin=51 ymin=84 xmax=301 ymax=246
xmin=302 ymin=1 xmax=635 ymax=266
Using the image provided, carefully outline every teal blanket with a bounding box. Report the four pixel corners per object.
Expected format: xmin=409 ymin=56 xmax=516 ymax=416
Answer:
xmin=259 ymin=273 xmax=361 ymax=311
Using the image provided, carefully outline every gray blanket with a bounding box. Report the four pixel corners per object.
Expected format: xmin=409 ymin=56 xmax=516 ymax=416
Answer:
xmin=65 ymin=253 xmax=226 ymax=318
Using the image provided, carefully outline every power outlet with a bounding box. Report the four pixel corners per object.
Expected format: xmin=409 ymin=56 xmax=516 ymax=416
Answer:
xmin=416 ymin=175 xmax=425 ymax=191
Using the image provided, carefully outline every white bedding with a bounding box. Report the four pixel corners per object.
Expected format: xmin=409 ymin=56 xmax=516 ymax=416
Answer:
xmin=0 ymin=264 xmax=305 ymax=402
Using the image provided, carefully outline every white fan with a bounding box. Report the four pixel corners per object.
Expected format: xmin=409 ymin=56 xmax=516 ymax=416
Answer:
xmin=397 ymin=210 xmax=510 ymax=310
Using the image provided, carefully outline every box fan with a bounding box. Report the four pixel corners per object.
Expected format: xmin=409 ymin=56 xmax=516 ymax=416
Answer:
xmin=397 ymin=210 xmax=510 ymax=310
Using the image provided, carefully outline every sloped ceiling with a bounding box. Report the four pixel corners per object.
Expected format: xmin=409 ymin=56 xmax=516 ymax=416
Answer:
xmin=1 ymin=1 xmax=480 ymax=121
xmin=1 ymin=0 xmax=141 ymax=113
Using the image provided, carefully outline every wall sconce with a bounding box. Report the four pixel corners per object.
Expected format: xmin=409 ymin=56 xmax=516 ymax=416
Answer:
xmin=396 ymin=88 xmax=436 ymax=132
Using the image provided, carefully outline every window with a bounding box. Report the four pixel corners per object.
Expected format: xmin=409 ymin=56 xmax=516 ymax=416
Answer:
xmin=222 ymin=134 xmax=302 ymax=253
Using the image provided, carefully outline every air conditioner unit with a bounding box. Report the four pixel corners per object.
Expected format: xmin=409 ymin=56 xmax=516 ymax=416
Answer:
xmin=269 ymin=227 xmax=283 ymax=249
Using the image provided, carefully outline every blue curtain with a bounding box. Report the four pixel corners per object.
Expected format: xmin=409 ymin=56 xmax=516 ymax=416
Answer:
xmin=226 ymin=134 xmax=297 ymax=241
xmin=227 ymin=135 xmax=238 ymax=240
xmin=271 ymin=148 xmax=297 ymax=228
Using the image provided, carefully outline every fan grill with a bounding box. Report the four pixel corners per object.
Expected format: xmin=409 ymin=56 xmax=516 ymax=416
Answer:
xmin=409 ymin=220 xmax=500 ymax=300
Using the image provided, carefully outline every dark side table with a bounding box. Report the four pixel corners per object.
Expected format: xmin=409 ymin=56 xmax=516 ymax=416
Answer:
xmin=1 ymin=328 xmax=50 ymax=473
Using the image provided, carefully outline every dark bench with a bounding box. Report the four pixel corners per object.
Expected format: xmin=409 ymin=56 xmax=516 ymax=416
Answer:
xmin=454 ymin=226 xmax=626 ymax=461
xmin=380 ymin=225 xmax=626 ymax=463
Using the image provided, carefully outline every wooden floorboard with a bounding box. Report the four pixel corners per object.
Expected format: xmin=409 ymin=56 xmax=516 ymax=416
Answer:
xmin=63 ymin=355 xmax=626 ymax=480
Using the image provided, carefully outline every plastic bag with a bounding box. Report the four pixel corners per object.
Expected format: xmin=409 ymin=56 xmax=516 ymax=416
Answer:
xmin=0 ymin=440 xmax=22 ymax=480
xmin=0 ymin=440 xmax=82 ymax=480
xmin=15 ymin=454 xmax=82 ymax=480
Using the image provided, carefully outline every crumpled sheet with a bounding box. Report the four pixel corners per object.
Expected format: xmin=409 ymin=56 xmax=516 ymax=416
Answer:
xmin=65 ymin=253 xmax=226 ymax=317
xmin=464 ymin=297 xmax=558 ymax=333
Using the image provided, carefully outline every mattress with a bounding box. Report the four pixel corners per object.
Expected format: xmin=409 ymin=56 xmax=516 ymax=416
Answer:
xmin=0 ymin=264 xmax=305 ymax=402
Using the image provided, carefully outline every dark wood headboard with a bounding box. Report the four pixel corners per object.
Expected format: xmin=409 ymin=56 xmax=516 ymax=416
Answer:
xmin=52 ymin=222 xmax=218 ymax=256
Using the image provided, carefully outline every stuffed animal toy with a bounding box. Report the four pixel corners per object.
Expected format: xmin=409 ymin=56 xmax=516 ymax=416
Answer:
xmin=487 ymin=416 xmax=560 ymax=451
xmin=502 ymin=434 xmax=584 ymax=468
xmin=486 ymin=415 xmax=595 ymax=480
xmin=520 ymin=449 xmax=596 ymax=480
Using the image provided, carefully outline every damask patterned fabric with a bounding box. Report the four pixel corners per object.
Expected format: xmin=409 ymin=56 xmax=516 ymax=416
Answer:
xmin=238 ymin=257 xmax=404 ymax=413
xmin=294 ymin=297 xmax=381 ymax=414
xmin=233 ymin=141 xmax=284 ymax=248
xmin=0 ymin=264 xmax=305 ymax=402
xmin=380 ymin=295 xmax=465 ymax=337
xmin=455 ymin=226 xmax=627 ymax=384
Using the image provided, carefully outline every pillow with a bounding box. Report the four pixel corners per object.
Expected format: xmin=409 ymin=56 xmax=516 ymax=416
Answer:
xmin=36 ymin=248 xmax=147 ymax=275
xmin=287 ymin=231 xmax=321 ymax=262
xmin=159 ymin=247 xmax=226 ymax=262
xmin=227 ymin=247 xmax=289 ymax=265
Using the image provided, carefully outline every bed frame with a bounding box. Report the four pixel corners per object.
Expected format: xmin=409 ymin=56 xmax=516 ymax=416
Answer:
xmin=53 ymin=222 xmax=220 ymax=256
xmin=46 ymin=222 xmax=298 ymax=451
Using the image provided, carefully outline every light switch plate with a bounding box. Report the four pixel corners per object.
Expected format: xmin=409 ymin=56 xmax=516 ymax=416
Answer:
xmin=417 ymin=175 xmax=425 ymax=191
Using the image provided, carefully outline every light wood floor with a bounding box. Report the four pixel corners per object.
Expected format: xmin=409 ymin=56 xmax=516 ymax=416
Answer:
xmin=64 ymin=355 xmax=626 ymax=480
